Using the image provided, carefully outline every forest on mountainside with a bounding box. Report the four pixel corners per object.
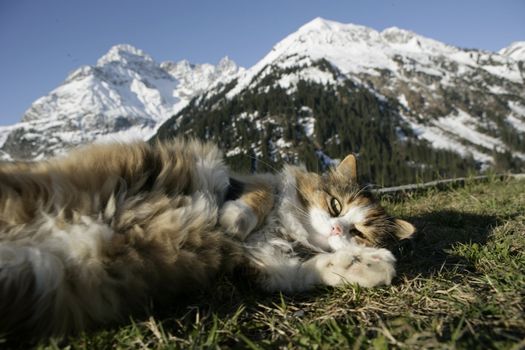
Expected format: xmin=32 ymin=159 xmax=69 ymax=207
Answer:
xmin=155 ymin=75 xmax=484 ymax=186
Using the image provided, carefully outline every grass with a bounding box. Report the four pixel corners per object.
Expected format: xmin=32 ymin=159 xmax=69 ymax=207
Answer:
xmin=6 ymin=177 xmax=525 ymax=349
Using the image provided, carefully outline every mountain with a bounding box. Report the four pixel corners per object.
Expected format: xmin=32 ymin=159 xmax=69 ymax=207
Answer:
xmin=154 ymin=18 xmax=525 ymax=185
xmin=499 ymin=41 xmax=525 ymax=61
xmin=0 ymin=44 xmax=243 ymax=160
xmin=2 ymin=19 xmax=524 ymax=185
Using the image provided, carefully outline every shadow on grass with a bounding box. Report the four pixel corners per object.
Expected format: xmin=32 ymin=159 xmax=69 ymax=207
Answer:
xmin=392 ymin=210 xmax=501 ymax=278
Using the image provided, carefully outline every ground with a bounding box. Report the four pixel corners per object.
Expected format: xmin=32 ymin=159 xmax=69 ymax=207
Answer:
xmin=9 ymin=177 xmax=525 ymax=349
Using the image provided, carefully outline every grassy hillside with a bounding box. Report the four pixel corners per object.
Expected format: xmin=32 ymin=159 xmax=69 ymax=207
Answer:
xmin=10 ymin=177 xmax=525 ymax=349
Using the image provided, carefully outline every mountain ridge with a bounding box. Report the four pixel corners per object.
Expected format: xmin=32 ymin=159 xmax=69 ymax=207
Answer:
xmin=1 ymin=18 xmax=524 ymax=182
xmin=154 ymin=18 xmax=525 ymax=183
xmin=0 ymin=44 xmax=243 ymax=160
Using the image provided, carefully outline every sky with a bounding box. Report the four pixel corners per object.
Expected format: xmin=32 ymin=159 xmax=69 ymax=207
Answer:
xmin=0 ymin=0 xmax=524 ymax=126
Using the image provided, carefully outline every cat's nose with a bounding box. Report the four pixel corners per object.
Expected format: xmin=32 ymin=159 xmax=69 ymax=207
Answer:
xmin=331 ymin=224 xmax=343 ymax=236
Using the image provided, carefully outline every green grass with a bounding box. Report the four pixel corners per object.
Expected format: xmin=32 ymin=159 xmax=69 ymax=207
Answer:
xmin=7 ymin=178 xmax=525 ymax=349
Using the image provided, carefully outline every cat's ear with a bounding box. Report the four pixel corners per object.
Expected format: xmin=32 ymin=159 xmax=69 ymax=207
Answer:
xmin=337 ymin=154 xmax=358 ymax=181
xmin=394 ymin=219 xmax=416 ymax=239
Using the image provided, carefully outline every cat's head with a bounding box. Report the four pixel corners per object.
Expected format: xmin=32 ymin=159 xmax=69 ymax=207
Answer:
xmin=288 ymin=154 xmax=415 ymax=249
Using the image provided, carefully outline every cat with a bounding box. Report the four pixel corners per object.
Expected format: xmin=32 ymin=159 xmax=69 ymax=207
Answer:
xmin=0 ymin=138 xmax=414 ymax=339
xmin=221 ymin=152 xmax=414 ymax=291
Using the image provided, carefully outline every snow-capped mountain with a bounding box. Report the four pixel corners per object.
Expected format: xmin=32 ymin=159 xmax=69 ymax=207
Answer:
xmin=2 ymin=18 xmax=524 ymax=184
xmin=0 ymin=44 xmax=243 ymax=160
xmin=499 ymin=41 xmax=525 ymax=61
xmin=161 ymin=57 xmax=241 ymax=100
xmin=156 ymin=17 xmax=525 ymax=178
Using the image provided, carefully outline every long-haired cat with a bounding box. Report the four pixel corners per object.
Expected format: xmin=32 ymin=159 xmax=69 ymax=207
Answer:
xmin=0 ymin=139 xmax=414 ymax=339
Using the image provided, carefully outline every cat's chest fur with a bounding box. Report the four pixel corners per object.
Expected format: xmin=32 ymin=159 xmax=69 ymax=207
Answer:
xmin=237 ymin=169 xmax=344 ymax=254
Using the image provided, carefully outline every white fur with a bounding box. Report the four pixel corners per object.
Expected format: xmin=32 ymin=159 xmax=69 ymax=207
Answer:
xmin=305 ymin=245 xmax=396 ymax=288
xmin=343 ymin=205 xmax=371 ymax=224
xmin=219 ymin=200 xmax=258 ymax=240
xmin=0 ymin=213 xmax=123 ymax=334
xmin=327 ymin=234 xmax=353 ymax=250
xmin=277 ymin=166 xmax=324 ymax=251
xmin=10 ymin=214 xmax=115 ymax=297
xmin=0 ymin=245 xmax=64 ymax=297
xmin=247 ymin=241 xmax=396 ymax=292
xmin=192 ymin=144 xmax=230 ymax=201
xmin=309 ymin=207 xmax=333 ymax=237
xmin=308 ymin=204 xmax=372 ymax=251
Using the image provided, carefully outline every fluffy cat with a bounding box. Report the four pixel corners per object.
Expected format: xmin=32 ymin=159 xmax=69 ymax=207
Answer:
xmin=221 ymin=153 xmax=414 ymax=291
xmin=0 ymin=139 xmax=414 ymax=339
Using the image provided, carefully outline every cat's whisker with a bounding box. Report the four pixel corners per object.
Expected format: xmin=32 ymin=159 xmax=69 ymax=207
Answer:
xmin=353 ymin=183 xmax=373 ymax=198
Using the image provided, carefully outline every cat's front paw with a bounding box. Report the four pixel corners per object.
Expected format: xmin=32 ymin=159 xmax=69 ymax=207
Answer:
xmin=316 ymin=246 xmax=396 ymax=288
xmin=219 ymin=200 xmax=258 ymax=240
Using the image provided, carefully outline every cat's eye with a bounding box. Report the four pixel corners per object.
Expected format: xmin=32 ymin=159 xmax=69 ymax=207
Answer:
xmin=329 ymin=197 xmax=342 ymax=216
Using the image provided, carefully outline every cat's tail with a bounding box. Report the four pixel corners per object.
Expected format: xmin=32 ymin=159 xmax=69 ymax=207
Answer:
xmin=0 ymin=243 xmax=67 ymax=339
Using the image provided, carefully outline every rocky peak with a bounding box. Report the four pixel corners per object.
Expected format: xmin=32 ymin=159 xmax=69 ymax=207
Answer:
xmin=96 ymin=44 xmax=154 ymax=67
xmin=217 ymin=56 xmax=240 ymax=74
xmin=499 ymin=41 xmax=525 ymax=61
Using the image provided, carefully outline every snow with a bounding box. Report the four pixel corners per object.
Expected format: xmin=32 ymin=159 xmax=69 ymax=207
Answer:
xmin=434 ymin=110 xmax=504 ymax=151
xmin=488 ymin=85 xmax=508 ymax=95
xmin=238 ymin=111 xmax=259 ymax=121
xmin=226 ymin=147 xmax=242 ymax=157
xmin=507 ymin=102 xmax=525 ymax=132
xmin=220 ymin=18 xmax=525 ymax=167
xmin=300 ymin=116 xmax=316 ymax=137
xmin=227 ymin=17 xmax=523 ymax=102
xmin=398 ymin=94 xmax=409 ymax=108
xmin=2 ymin=19 xmax=523 ymax=168
xmin=499 ymin=41 xmax=525 ymax=61
xmin=275 ymin=138 xmax=293 ymax=149
xmin=297 ymin=106 xmax=316 ymax=138
xmin=406 ymin=117 xmax=492 ymax=163
xmin=162 ymin=56 xmax=243 ymax=99
xmin=0 ymin=125 xmax=14 ymax=148
xmin=2 ymin=44 xmax=244 ymax=160
xmin=482 ymin=64 xmax=523 ymax=84
xmin=401 ymin=111 xmax=495 ymax=162
xmin=448 ymin=51 xmax=478 ymax=67
xmin=508 ymin=101 xmax=525 ymax=117
xmin=275 ymin=66 xmax=336 ymax=91
xmin=96 ymin=44 xmax=154 ymax=66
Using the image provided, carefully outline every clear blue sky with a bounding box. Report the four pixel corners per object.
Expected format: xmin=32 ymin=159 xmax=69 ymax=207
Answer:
xmin=1 ymin=0 xmax=524 ymax=125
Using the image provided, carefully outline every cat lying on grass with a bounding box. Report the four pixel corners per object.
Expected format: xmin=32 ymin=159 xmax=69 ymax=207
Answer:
xmin=0 ymin=138 xmax=414 ymax=339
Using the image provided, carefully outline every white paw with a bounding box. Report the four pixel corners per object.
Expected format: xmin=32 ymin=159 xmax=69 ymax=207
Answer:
xmin=316 ymin=246 xmax=396 ymax=288
xmin=219 ymin=200 xmax=258 ymax=240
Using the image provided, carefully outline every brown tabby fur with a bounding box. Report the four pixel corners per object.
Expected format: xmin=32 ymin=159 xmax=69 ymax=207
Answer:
xmin=0 ymin=140 xmax=244 ymax=338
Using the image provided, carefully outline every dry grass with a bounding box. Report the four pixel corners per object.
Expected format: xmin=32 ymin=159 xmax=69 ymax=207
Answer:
xmin=4 ymin=177 xmax=525 ymax=349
